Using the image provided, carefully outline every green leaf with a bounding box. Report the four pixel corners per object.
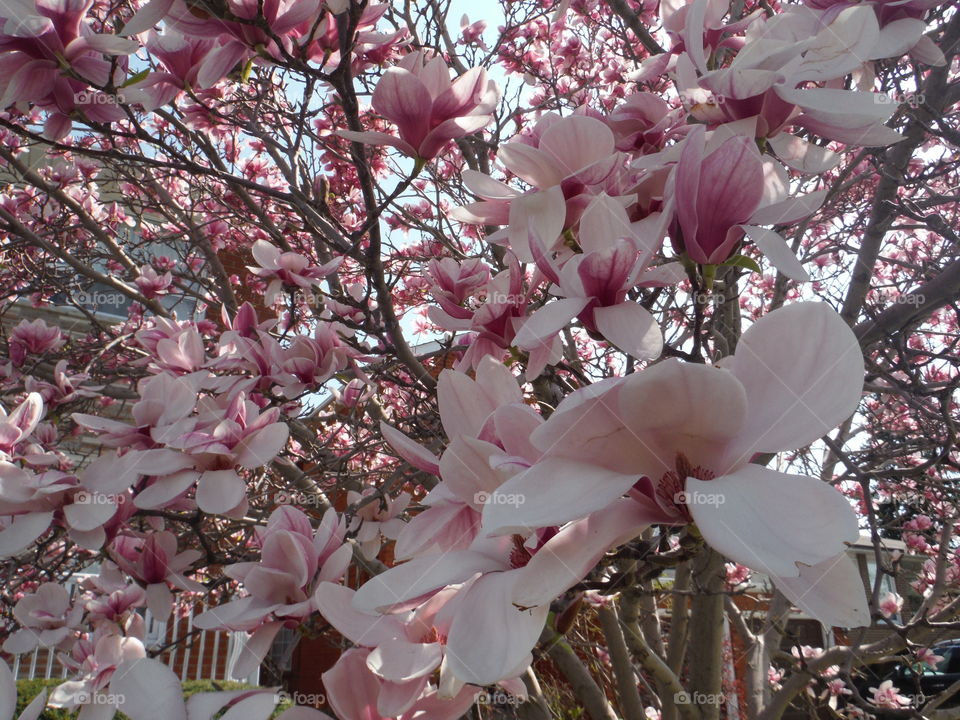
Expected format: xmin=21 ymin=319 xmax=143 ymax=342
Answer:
xmin=241 ymin=57 xmax=255 ymax=83
xmin=720 ymin=254 xmax=762 ymax=273
xmin=121 ymin=69 xmax=149 ymax=88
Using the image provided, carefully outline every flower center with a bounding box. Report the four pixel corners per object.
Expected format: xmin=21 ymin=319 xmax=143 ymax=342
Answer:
xmin=655 ymin=453 xmax=716 ymax=523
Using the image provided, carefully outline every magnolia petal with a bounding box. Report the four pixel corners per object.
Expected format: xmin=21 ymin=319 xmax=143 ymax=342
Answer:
xmin=196 ymin=41 xmax=247 ymax=89
xmin=322 ymin=649 xmax=383 ymax=720
xmin=767 ymin=134 xmax=840 ymax=174
xmin=750 ymin=189 xmax=827 ymax=227
xmin=122 ymin=0 xmax=174 ymax=35
xmin=81 ymin=449 xmax=192 ymax=494
xmin=112 ymin=658 xmax=187 ymax=720
xmin=275 ymin=708 xmax=335 ymax=720
xmin=146 ymin=583 xmax=173 ymax=620
xmin=538 ymin=115 xmax=616 ymax=178
xmin=497 ymin=143 xmax=563 ymax=188
xmin=317 ymin=543 xmax=352 ymax=584
xmin=437 ymin=369 xmax=495 ymax=442
xmin=867 ymin=18 xmax=925 ymax=61
xmin=380 ymin=421 xmax=440 ymax=475
xmin=481 ymin=458 xmax=638 ymax=536
xmin=18 ymin=685 xmax=48 ymax=720
xmin=441 ymin=436 xmax=509 ymax=506
xmin=741 ymin=226 xmax=809 ymax=282
xmin=366 ymin=638 xmax=443 ymax=682
xmin=377 ymin=677 xmax=430 ymax=718
xmin=475 ymin=356 xmax=523 ymax=407
xmin=234 ymin=423 xmax=288 ymax=468
xmin=445 ymin=572 xmax=549 ymax=685
xmin=133 ymin=470 xmax=199 ymax=510
xmin=795 ymin=116 xmax=904 ymax=147
xmin=352 ymin=551 xmax=504 ymax=614
xmin=514 ymin=497 xmax=662 ymax=608
xmin=230 ymin=622 xmax=282 ymax=680
xmin=508 ymin=186 xmax=566 ymax=263
xmin=64 ymin=497 xmax=117 ymax=532
xmin=578 ymin=193 xmax=635 ymax=254
xmin=593 ymin=302 xmax=663 ymax=359
xmin=313 ymin=582 xmax=404 ymax=646
xmin=774 ymin=552 xmax=870 ymax=628
xmin=336 ymin=129 xmax=416 ymax=156
xmin=688 ymin=464 xmax=859 ymax=578
xmin=0 ymin=659 xmax=15 ymax=720
xmin=196 ymin=470 xmax=245 ymax=515
xmin=727 ymin=302 xmax=863 ymax=459
xmin=513 ymin=298 xmax=588 ymax=351
xmin=420 ymin=115 xmax=491 ymax=159
xmin=220 ymin=694 xmax=277 ymax=720
xmin=0 ymin=511 xmax=52 ymax=558
xmin=462 ymin=169 xmax=518 ymax=199
xmin=84 ymin=33 xmax=139 ymax=55
xmin=911 ymin=34 xmax=946 ymax=67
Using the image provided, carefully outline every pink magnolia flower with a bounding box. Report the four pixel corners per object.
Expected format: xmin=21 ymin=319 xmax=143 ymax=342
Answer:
xmin=352 ymin=497 xmax=661 ymax=686
xmin=2 ymin=583 xmax=83 ymax=654
xmin=454 ymin=113 xmax=627 ymax=263
xmin=8 ymin=318 xmax=64 ymax=366
xmin=109 ymin=530 xmax=204 ymax=618
xmin=246 ymin=239 xmax=342 ymax=306
xmin=0 ymin=392 xmax=43 ymax=457
xmin=194 ymin=506 xmax=351 ymax=679
xmin=607 ymin=92 xmax=678 ymax=153
xmin=124 ymin=30 xmax=215 ymax=111
xmin=316 ymin=583 xmax=509 ymax=714
xmin=347 ymin=488 xmax=411 ymax=559
xmin=81 ymin=565 xmax=147 ymax=625
xmin=427 ymin=257 xmax=490 ymax=308
xmin=879 ymin=591 xmax=904 ymax=618
xmin=513 ymin=193 xmax=671 ymax=361
xmin=916 ymin=646 xmax=945 ymax=669
xmin=869 ymin=680 xmax=912 ymax=709
xmin=49 ymin=625 xmax=146 ymax=712
xmin=668 ymin=125 xmax=824 ymax=278
xmin=483 ymin=302 xmax=870 ymax=628
xmin=802 ymin=0 xmax=947 ymax=65
xmin=263 ymin=324 xmax=359 ymax=398
xmin=321 ymin=647 xmax=480 ymax=720
xmin=162 ymin=0 xmax=322 ymax=88
xmin=0 ymin=0 xmax=136 ymax=138
xmin=674 ymin=3 xmax=926 ymax=148
xmin=428 ymin=252 xmax=559 ymax=374
xmin=382 ymin=357 xmax=543 ymax=558
xmin=134 ymin=265 xmax=173 ymax=298
xmin=340 ymin=51 xmax=499 ymax=160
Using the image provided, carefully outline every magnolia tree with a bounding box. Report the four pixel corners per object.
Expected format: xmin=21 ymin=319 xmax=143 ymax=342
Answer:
xmin=0 ymin=0 xmax=957 ymax=718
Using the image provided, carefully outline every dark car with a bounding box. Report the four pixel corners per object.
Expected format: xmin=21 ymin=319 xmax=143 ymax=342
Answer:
xmin=852 ymin=641 xmax=960 ymax=716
